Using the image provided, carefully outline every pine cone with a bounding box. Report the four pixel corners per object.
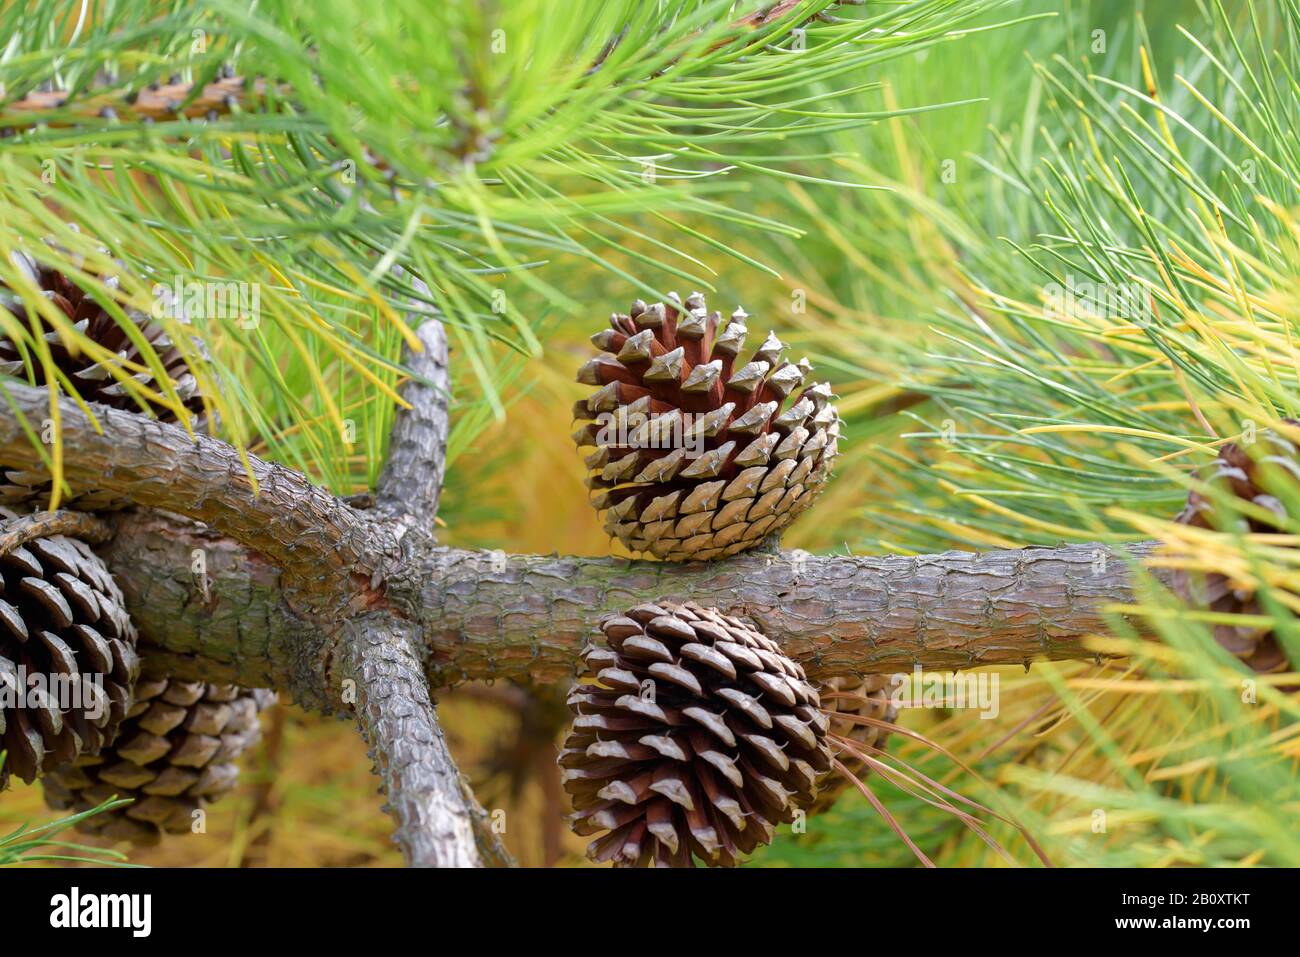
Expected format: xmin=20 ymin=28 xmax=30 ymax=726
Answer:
xmin=559 ymin=600 xmax=830 ymax=867
xmin=1173 ymin=423 xmax=1300 ymax=673
xmin=808 ymin=674 xmax=898 ymax=815
xmin=0 ymin=248 xmax=207 ymax=510
xmin=0 ymin=507 xmax=138 ymax=787
xmin=573 ymin=293 xmax=840 ymax=561
xmin=41 ymin=679 xmax=275 ymax=845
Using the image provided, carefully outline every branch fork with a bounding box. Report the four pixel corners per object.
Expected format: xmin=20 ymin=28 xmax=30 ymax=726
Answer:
xmin=332 ymin=317 xmax=510 ymax=866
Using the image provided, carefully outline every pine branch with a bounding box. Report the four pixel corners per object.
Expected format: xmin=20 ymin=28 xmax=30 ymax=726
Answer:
xmin=353 ymin=290 xmax=504 ymax=866
xmin=0 ymin=383 xmax=1174 ymax=693
xmin=2 ymin=74 xmax=267 ymax=130
xmin=105 ymin=510 xmax=1170 ymax=693
xmin=1 ymin=1 xmax=853 ymax=131
xmin=819 ymin=0 xmax=1300 ymax=554
xmin=0 ymin=375 xmax=1180 ymax=869
xmin=375 ymin=298 xmax=450 ymax=525
xmin=339 ymin=613 xmax=512 ymax=867
xmin=0 ymin=0 xmax=1014 ymax=493
xmin=0 ymin=382 xmax=382 ymax=601
xmin=0 ymin=509 xmax=112 ymax=555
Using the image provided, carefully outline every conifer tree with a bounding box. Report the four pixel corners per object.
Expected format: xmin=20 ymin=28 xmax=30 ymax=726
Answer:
xmin=0 ymin=0 xmax=1295 ymax=868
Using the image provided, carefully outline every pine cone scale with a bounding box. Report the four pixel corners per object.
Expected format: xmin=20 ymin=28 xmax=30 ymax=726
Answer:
xmin=1174 ymin=423 xmax=1300 ymax=673
xmin=808 ymin=674 xmax=899 ymax=814
xmin=0 ymin=248 xmax=209 ymax=510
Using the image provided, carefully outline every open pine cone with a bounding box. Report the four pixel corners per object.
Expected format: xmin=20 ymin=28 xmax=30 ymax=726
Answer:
xmin=0 ymin=507 xmax=138 ymax=788
xmin=572 ymin=293 xmax=839 ymax=561
xmin=0 ymin=248 xmax=207 ymax=509
xmin=42 ymin=678 xmax=275 ymax=844
xmin=559 ymin=600 xmax=830 ymax=867
xmin=1173 ymin=422 xmax=1300 ymax=673
xmin=808 ymin=673 xmax=898 ymax=815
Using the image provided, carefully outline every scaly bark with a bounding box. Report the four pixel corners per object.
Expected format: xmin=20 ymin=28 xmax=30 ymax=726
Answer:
xmin=99 ymin=506 xmax=1172 ymax=690
xmin=410 ymin=539 xmax=1169 ymax=685
xmin=350 ymin=314 xmax=510 ymax=868
xmin=338 ymin=613 xmax=510 ymax=868
xmin=0 ymin=384 xmax=1173 ymax=691
xmin=375 ymin=309 xmax=450 ymax=525
xmin=0 ymin=509 xmax=112 ymax=554
xmin=0 ymin=384 xmax=382 ymax=608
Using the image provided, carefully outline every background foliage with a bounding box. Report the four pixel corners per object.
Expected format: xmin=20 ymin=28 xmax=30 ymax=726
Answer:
xmin=1 ymin=0 xmax=1297 ymax=866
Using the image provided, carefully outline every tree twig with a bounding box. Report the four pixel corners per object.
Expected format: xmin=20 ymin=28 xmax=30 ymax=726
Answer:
xmin=354 ymin=297 xmax=507 ymax=867
xmin=0 ymin=509 xmax=113 ymax=556
xmin=375 ymin=309 xmax=450 ymax=527
xmin=5 ymin=3 xmax=857 ymax=131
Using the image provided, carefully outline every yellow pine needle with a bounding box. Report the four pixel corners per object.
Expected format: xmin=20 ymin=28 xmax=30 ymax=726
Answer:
xmin=1018 ymin=422 xmax=1217 ymax=452
xmin=326 ymin=254 xmax=420 ymax=352
xmin=254 ymin=254 xmax=408 ymax=403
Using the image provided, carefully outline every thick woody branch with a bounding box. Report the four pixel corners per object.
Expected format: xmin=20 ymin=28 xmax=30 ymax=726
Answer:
xmin=0 ymin=385 xmax=1179 ymax=877
xmin=0 ymin=371 xmax=496 ymax=867
xmin=359 ymin=306 xmax=502 ymax=867
xmin=0 ymin=383 xmax=380 ymax=604
xmin=100 ymin=509 xmax=1174 ymax=692
xmin=413 ymin=541 xmax=1171 ymax=682
xmin=337 ymin=613 xmax=511 ymax=868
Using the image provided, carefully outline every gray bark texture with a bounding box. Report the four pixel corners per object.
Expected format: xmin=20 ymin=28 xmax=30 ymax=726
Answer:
xmin=375 ymin=311 xmax=450 ymax=524
xmin=97 ymin=517 xmax=1172 ymax=692
xmin=344 ymin=316 xmax=511 ymax=867
xmin=0 ymin=376 xmax=1176 ymax=867
xmin=338 ymin=612 xmax=512 ymax=868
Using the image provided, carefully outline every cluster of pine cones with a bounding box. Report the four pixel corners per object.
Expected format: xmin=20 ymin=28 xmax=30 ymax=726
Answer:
xmin=560 ymin=294 xmax=898 ymax=866
xmin=560 ymin=293 xmax=1300 ymax=867
xmin=0 ymin=248 xmax=274 ymax=845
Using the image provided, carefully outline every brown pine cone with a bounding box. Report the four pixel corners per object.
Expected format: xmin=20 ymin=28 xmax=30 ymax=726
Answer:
xmin=0 ymin=507 xmax=138 ymax=787
xmin=808 ymin=674 xmax=898 ymax=815
xmin=41 ymin=679 xmax=275 ymax=845
xmin=559 ymin=600 xmax=830 ymax=867
xmin=0 ymin=247 xmax=208 ymax=510
xmin=1173 ymin=423 xmax=1300 ymax=673
xmin=572 ymin=293 xmax=840 ymax=561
